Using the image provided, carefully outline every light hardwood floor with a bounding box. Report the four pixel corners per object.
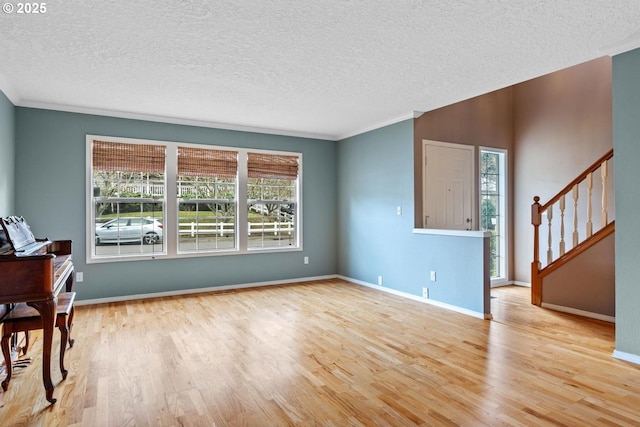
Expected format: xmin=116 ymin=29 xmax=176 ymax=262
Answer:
xmin=0 ymin=279 xmax=638 ymax=426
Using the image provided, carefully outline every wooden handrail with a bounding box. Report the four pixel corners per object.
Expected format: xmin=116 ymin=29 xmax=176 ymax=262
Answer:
xmin=531 ymin=148 xmax=614 ymax=306
xmin=539 ymin=149 xmax=613 ymax=212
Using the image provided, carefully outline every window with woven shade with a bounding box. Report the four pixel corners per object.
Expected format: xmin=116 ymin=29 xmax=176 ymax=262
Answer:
xmin=177 ymin=147 xmax=238 ymax=252
xmin=247 ymin=152 xmax=300 ymax=249
xmin=91 ymin=139 xmax=166 ymax=258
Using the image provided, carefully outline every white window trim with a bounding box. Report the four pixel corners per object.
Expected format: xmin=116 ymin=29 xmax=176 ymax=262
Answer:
xmin=86 ymin=135 xmax=303 ymax=263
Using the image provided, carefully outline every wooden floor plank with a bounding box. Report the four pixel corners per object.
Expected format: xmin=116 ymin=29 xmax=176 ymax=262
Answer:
xmin=1 ymin=280 xmax=639 ymax=426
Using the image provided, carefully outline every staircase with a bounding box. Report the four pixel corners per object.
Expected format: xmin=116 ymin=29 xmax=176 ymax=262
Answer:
xmin=530 ymin=149 xmax=614 ymax=306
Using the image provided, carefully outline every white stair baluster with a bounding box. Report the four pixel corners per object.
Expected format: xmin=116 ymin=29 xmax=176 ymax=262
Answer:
xmin=572 ymin=184 xmax=579 ymax=247
xmin=547 ymin=204 xmax=553 ymax=265
xmin=601 ymin=160 xmax=608 ymax=226
xmin=586 ymin=172 xmax=593 ymax=238
xmin=559 ymin=195 xmax=566 ymax=256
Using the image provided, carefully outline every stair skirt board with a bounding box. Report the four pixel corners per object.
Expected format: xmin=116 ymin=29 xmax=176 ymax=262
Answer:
xmin=541 ymin=302 xmax=615 ymax=323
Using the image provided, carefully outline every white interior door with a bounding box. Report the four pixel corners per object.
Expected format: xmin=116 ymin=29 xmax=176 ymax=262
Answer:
xmin=423 ymin=141 xmax=474 ymax=230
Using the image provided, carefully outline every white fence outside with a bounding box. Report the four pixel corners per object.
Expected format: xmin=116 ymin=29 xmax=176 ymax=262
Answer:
xmin=114 ymin=182 xmax=220 ymax=197
xmin=179 ymin=221 xmax=294 ymax=237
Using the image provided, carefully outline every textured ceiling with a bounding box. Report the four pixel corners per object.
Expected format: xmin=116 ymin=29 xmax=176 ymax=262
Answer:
xmin=1 ymin=1 xmax=640 ymax=140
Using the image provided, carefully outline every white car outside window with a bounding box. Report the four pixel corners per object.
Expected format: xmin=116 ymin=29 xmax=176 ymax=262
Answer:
xmin=95 ymin=218 xmax=163 ymax=245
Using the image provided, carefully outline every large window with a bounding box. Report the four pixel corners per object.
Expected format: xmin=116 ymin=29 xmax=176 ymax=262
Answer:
xmin=247 ymin=152 xmax=299 ymax=249
xmin=91 ymin=140 xmax=166 ymax=257
xmin=177 ymin=147 xmax=238 ymax=253
xmin=87 ymin=136 xmax=301 ymax=262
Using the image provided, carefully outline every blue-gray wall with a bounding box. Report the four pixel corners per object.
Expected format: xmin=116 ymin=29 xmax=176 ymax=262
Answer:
xmin=613 ymin=48 xmax=640 ymax=356
xmin=14 ymin=107 xmax=338 ymax=301
xmin=0 ymin=91 xmax=14 ymax=216
xmin=337 ymin=120 xmax=489 ymax=315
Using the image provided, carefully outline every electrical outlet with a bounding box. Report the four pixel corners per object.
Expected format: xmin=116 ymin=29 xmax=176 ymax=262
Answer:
xmin=396 ymin=206 xmax=402 ymax=216
xmin=378 ymin=275 xmax=383 ymax=286
xmin=422 ymin=287 xmax=429 ymax=298
xmin=76 ymin=272 xmax=84 ymax=282
xmin=430 ymin=271 xmax=436 ymax=282
xmin=304 ymin=256 xmax=309 ymax=264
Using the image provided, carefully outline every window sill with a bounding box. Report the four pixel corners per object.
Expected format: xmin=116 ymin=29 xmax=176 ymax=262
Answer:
xmin=87 ymin=245 xmax=302 ymax=263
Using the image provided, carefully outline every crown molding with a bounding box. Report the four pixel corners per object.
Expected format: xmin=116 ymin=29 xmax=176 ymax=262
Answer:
xmin=6 ymin=89 xmax=419 ymax=142
xmin=336 ymin=112 xmax=416 ymax=141
xmin=0 ymin=73 xmax=20 ymax=105
xmin=16 ymin=99 xmax=338 ymax=141
xmin=599 ymin=33 xmax=640 ymax=57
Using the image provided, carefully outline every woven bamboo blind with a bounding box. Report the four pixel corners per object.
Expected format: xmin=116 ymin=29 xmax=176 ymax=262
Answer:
xmin=93 ymin=140 xmax=165 ymax=173
xmin=247 ymin=153 xmax=299 ymax=179
xmin=178 ymin=147 xmax=238 ymax=178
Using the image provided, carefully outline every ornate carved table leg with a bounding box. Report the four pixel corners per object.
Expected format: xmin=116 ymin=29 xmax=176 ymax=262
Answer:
xmin=27 ymin=298 xmax=57 ymax=404
xmin=1 ymin=330 xmax=13 ymax=391
xmin=59 ymin=323 xmax=69 ymax=380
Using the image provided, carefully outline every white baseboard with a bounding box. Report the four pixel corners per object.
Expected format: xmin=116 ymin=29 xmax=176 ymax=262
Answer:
xmin=510 ymin=281 xmax=531 ymax=287
xmin=613 ymin=350 xmax=640 ymax=365
xmin=491 ymin=281 xmax=530 ymax=288
xmin=338 ymin=275 xmax=491 ymax=320
xmin=541 ymin=302 xmax=615 ymax=323
xmin=75 ymin=275 xmax=338 ymax=306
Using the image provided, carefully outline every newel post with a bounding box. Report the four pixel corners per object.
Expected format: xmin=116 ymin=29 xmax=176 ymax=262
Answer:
xmin=531 ymin=196 xmax=542 ymax=305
